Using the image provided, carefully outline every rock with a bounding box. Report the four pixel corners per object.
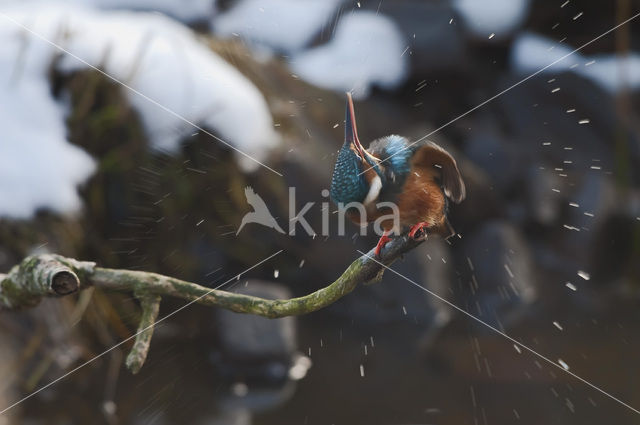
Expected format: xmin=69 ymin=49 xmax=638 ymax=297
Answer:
xmin=324 ymin=250 xmax=431 ymax=324
xmin=367 ymin=1 xmax=467 ymax=78
xmin=566 ymin=173 xmax=617 ymax=243
xmin=525 ymin=163 xmax=564 ymax=225
xmin=324 ymin=237 xmax=455 ymax=328
xmin=464 ymin=127 xmax=524 ymax=193
xmin=447 ymin=154 xmax=504 ymax=234
xmin=561 ymin=173 xmax=620 ymax=279
xmin=526 ymin=171 xmax=623 ymax=280
xmin=527 ymin=0 xmax=623 ymax=55
xmin=497 ymin=72 xmax=628 ymax=170
xmin=415 ymin=238 xmax=456 ymax=349
xmin=215 ymin=380 xmax=298 ymax=414
xmin=201 ymin=408 xmax=251 ymax=425
xmin=418 ymin=238 xmax=456 ymax=325
xmin=212 ymin=280 xmax=297 ymax=383
xmin=454 ymin=220 xmax=537 ymax=329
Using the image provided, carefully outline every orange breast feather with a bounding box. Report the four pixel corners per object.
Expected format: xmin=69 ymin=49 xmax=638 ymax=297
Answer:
xmin=397 ymin=169 xmax=445 ymax=226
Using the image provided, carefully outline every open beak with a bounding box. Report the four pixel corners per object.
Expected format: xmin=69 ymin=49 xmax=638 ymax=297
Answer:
xmin=345 ymin=92 xmax=368 ymax=161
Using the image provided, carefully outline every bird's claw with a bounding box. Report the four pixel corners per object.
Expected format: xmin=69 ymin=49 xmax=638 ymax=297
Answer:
xmin=408 ymin=222 xmax=430 ymax=240
xmin=374 ymin=231 xmax=392 ymax=258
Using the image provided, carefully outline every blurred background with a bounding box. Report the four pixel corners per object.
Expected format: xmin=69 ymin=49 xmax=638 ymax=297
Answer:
xmin=1 ymin=0 xmax=640 ymax=424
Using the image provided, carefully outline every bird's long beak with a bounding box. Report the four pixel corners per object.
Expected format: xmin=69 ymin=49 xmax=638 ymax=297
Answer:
xmin=345 ymin=92 xmax=368 ymax=161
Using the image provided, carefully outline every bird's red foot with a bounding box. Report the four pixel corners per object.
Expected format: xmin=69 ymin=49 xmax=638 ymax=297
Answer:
xmin=408 ymin=222 xmax=430 ymax=240
xmin=374 ymin=231 xmax=392 ymax=258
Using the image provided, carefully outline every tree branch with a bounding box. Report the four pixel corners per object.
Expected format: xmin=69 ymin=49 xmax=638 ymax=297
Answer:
xmin=0 ymin=235 xmax=422 ymax=372
xmin=125 ymin=292 xmax=161 ymax=374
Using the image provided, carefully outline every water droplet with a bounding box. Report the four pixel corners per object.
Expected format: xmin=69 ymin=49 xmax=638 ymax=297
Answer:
xmin=577 ymin=271 xmax=590 ymax=280
xmin=558 ymin=359 xmax=570 ymax=370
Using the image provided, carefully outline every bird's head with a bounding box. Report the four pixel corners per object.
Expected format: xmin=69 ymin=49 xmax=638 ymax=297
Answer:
xmin=330 ymin=93 xmax=384 ymax=204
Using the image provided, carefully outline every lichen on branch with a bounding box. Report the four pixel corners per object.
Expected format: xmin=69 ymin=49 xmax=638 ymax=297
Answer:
xmin=0 ymin=235 xmax=422 ymax=373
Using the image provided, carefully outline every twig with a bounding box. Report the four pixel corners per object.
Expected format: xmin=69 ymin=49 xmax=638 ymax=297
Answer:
xmin=125 ymin=292 xmax=161 ymax=374
xmin=0 ymin=235 xmax=422 ymax=372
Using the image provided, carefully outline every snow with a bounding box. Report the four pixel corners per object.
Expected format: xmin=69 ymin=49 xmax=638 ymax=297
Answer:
xmin=578 ymin=54 xmax=640 ymax=93
xmin=215 ymin=2 xmax=408 ymax=98
xmin=213 ymin=0 xmax=343 ymax=54
xmin=289 ymin=11 xmax=408 ymax=99
xmin=511 ymin=32 xmax=640 ymax=93
xmin=0 ymin=58 xmax=96 ymax=218
xmin=511 ymin=32 xmax=582 ymax=72
xmin=0 ymin=2 xmax=279 ymax=218
xmin=453 ymin=0 xmax=530 ymax=39
xmin=73 ymin=0 xmax=217 ymax=23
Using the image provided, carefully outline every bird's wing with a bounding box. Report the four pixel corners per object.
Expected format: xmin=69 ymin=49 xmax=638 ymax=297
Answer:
xmin=366 ymin=136 xmax=466 ymax=203
xmin=410 ymin=141 xmax=466 ymax=203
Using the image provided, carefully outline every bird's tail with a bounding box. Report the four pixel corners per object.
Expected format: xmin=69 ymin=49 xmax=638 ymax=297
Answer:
xmin=431 ymin=217 xmax=456 ymax=239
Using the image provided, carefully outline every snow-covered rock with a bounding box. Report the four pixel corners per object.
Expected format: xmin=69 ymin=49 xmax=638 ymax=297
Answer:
xmin=453 ymin=0 xmax=530 ymax=39
xmin=0 ymin=3 xmax=279 ymax=218
xmin=74 ymin=0 xmax=217 ymax=23
xmin=213 ymin=0 xmax=343 ymax=54
xmin=0 ymin=65 xmax=96 ymax=219
xmin=289 ymin=11 xmax=408 ymax=99
xmin=511 ymin=32 xmax=640 ymax=93
xmin=215 ymin=2 xmax=407 ymax=98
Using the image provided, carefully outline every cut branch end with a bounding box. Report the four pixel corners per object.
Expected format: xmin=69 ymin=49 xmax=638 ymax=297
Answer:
xmin=50 ymin=269 xmax=79 ymax=295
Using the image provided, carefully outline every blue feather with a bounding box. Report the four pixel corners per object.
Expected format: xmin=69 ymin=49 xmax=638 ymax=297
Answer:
xmin=330 ymin=144 xmax=369 ymax=204
xmin=382 ymin=135 xmax=413 ymax=176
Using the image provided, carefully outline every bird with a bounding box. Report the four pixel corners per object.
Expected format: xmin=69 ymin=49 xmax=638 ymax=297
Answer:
xmin=237 ymin=186 xmax=285 ymax=235
xmin=330 ymin=93 xmax=466 ymax=257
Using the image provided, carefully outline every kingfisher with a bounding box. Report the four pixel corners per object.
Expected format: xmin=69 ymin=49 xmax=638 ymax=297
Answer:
xmin=330 ymin=93 xmax=466 ymax=257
